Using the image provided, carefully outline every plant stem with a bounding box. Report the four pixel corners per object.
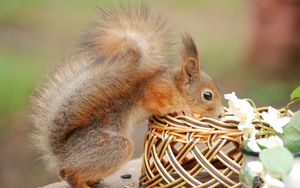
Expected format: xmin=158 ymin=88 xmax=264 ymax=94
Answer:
xmin=284 ymin=98 xmax=300 ymax=115
xmin=245 ymin=98 xmax=266 ymax=131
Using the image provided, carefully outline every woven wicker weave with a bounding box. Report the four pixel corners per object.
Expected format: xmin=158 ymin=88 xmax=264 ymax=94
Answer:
xmin=139 ymin=107 xmax=284 ymax=188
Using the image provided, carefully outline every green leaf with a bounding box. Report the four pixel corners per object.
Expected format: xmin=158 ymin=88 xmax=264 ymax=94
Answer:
xmin=282 ymin=124 xmax=300 ymax=140
xmin=288 ymin=110 xmax=300 ymax=132
xmin=291 ymin=86 xmax=300 ymax=101
xmin=259 ymin=147 xmax=294 ymax=178
xmin=285 ymin=140 xmax=300 ymax=153
xmin=278 ymin=110 xmax=300 ymax=153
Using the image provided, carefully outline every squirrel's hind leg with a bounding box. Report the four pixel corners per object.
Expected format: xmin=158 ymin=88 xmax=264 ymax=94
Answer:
xmin=59 ymin=169 xmax=92 ymax=188
xmin=58 ymin=130 xmax=133 ymax=188
xmin=59 ymin=169 xmax=105 ymax=188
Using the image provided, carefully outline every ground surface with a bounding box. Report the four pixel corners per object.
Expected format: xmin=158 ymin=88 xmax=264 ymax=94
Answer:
xmin=41 ymin=158 xmax=141 ymax=188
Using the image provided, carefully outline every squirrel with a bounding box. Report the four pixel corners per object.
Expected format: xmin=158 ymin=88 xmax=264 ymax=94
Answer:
xmin=31 ymin=5 xmax=224 ymax=188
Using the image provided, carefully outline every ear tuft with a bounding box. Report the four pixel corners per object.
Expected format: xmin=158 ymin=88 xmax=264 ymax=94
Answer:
xmin=181 ymin=33 xmax=198 ymax=61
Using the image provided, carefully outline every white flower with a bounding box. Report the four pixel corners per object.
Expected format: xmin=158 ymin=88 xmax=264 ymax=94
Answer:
xmin=247 ymin=161 xmax=265 ymax=176
xmin=262 ymin=174 xmax=285 ymax=188
xmin=257 ymin=136 xmax=284 ymax=149
xmin=224 ymin=92 xmax=258 ymax=142
xmin=247 ymin=136 xmax=284 ymax=152
xmin=224 ymin=92 xmax=256 ymax=129
xmin=261 ymin=106 xmax=290 ymax=133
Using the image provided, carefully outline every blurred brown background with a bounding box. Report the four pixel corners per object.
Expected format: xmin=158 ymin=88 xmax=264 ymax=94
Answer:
xmin=0 ymin=0 xmax=299 ymax=188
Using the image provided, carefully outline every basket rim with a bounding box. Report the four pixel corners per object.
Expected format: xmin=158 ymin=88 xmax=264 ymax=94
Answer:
xmin=149 ymin=106 xmax=293 ymax=130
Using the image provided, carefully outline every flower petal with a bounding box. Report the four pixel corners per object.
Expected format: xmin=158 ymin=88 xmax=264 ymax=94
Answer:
xmin=224 ymin=92 xmax=237 ymax=101
xmin=272 ymin=125 xmax=284 ymax=134
xmin=263 ymin=174 xmax=285 ymax=188
xmin=247 ymin=140 xmax=261 ymax=152
xmin=275 ymin=117 xmax=290 ymax=129
xmin=268 ymin=106 xmax=280 ymax=118
xmin=256 ymin=136 xmax=283 ymax=149
xmin=266 ymin=117 xmax=289 ymax=133
xmin=261 ymin=111 xmax=273 ymax=124
xmin=247 ymin=161 xmax=264 ymax=176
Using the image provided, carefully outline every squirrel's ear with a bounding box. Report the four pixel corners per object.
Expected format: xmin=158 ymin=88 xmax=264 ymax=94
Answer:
xmin=183 ymin=57 xmax=199 ymax=77
xmin=180 ymin=34 xmax=200 ymax=82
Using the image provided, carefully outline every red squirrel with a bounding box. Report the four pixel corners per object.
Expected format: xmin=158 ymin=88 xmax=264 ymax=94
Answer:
xmin=31 ymin=5 xmax=224 ymax=188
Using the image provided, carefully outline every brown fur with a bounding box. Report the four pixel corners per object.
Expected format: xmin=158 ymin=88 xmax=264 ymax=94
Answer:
xmin=31 ymin=5 xmax=224 ymax=188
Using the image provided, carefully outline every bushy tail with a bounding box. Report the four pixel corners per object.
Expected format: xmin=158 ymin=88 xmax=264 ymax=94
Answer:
xmin=31 ymin=5 xmax=172 ymax=170
xmin=81 ymin=5 xmax=172 ymax=64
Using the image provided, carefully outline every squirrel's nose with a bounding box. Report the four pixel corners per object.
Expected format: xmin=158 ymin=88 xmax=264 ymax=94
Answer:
xmin=217 ymin=107 xmax=225 ymax=119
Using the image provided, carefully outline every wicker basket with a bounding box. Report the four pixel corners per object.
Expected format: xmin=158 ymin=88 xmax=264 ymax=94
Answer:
xmin=139 ymin=108 xmax=282 ymax=188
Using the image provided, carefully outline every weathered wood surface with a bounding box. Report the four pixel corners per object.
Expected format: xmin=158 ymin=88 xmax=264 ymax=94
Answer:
xmin=40 ymin=158 xmax=141 ymax=188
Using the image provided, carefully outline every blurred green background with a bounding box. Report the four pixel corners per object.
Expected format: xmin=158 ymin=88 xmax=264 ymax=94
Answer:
xmin=0 ymin=0 xmax=299 ymax=188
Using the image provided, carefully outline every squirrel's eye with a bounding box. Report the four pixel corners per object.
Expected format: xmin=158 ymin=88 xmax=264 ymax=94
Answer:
xmin=203 ymin=90 xmax=213 ymax=101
